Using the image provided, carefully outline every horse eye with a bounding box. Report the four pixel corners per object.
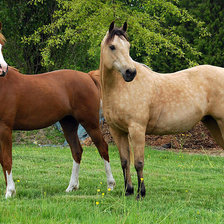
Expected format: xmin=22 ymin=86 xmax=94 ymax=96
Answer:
xmin=109 ymin=45 xmax=116 ymax=50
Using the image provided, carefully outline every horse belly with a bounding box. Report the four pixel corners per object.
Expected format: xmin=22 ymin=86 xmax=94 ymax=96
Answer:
xmin=148 ymin=106 xmax=205 ymax=135
xmin=13 ymin=97 xmax=70 ymax=130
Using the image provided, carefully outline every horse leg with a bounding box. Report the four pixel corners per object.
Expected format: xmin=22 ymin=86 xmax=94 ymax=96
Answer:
xmin=59 ymin=117 xmax=82 ymax=192
xmin=0 ymin=124 xmax=16 ymax=198
xmin=214 ymin=119 xmax=224 ymax=149
xmin=128 ymin=124 xmax=146 ymax=199
xmin=202 ymin=116 xmax=224 ymax=148
xmin=109 ymin=127 xmax=134 ymax=196
xmin=81 ymin=122 xmax=115 ymax=190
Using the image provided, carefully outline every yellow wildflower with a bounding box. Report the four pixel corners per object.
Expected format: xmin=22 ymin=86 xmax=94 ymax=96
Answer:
xmin=108 ymin=188 xmax=111 ymax=192
xmin=96 ymin=201 xmax=99 ymax=205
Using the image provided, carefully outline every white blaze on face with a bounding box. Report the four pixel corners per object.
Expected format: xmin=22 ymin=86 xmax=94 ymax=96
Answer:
xmin=0 ymin=44 xmax=7 ymax=76
xmin=66 ymin=160 xmax=80 ymax=192
xmin=104 ymin=159 xmax=116 ymax=190
xmin=5 ymin=171 xmax=16 ymax=198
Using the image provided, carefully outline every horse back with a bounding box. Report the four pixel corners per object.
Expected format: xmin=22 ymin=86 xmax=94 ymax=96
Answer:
xmin=0 ymin=68 xmax=100 ymax=130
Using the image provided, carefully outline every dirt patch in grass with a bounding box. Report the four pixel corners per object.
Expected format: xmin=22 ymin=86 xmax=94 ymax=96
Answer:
xmin=98 ymin=121 xmax=223 ymax=156
xmin=13 ymin=121 xmax=223 ymax=155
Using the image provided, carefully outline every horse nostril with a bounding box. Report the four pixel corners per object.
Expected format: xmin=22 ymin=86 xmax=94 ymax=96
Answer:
xmin=126 ymin=69 xmax=136 ymax=77
xmin=124 ymin=68 xmax=137 ymax=82
xmin=126 ymin=69 xmax=131 ymax=75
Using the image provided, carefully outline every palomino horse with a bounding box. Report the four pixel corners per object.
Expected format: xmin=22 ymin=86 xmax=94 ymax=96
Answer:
xmin=0 ymin=30 xmax=115 ymax=199
xmin=100 ymin=21 xmax=224 ymax=199
xmin=0 ymin=23 xmax=8 ymax=76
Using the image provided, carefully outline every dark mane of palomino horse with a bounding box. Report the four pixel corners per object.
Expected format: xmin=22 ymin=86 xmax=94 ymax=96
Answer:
xmin=100 ymin=21 xmax=224 ymax=199
xmin=0 ymin=64 xmax=115 ymax=198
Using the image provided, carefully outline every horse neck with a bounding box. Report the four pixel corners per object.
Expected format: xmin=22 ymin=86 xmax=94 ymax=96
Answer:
xmin=100 ymin=65 xmax=122 ymax=100
xmin=5 ymin=67 xmax=21 ymax=80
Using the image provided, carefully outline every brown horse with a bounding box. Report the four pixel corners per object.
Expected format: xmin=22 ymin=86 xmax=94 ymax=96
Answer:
xmin=100 ymin=21 xmax=224 ymax=199
xmin=0 ymin=23 xmax=7 ymax=76
xmin=0 ymin=32 xmax=115 ymax=199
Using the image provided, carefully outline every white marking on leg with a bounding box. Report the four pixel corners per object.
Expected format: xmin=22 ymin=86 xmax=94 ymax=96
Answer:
xmin=104 ymin=159 xmax=116 ymax=190
xmin=5 ymin=170 xmax=16 ymax=199
xmin=66 ymin=160 xmax=80 ymax=192
xmin=0 ymin=44 xmax=8 ymax=76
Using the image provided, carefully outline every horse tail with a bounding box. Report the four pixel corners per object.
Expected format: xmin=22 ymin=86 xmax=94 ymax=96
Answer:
xmin=88 ymin=70 xmax=101 ymax=97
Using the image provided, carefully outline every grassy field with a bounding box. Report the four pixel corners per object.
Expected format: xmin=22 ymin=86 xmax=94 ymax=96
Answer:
xmin=0 ymin=145 xmax=224 ymax=224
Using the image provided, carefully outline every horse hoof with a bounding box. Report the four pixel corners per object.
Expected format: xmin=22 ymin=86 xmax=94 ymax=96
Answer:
xmin=65 ymin=182 xmax=79 ymax=192
xmin=136 ymin=190 xmax=146 ymax=200
xmin=136 ymin=193 xmax=145 ymax=200
xmin=107 ymin=179 xmax=116 ymax=191
xmin=5 ymin=189 xmax=16 ymax=199
xmin=125 ymin=185 xmax=134 ymax=196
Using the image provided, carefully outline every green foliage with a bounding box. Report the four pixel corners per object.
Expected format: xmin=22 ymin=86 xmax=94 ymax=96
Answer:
xmin=0 ymin=0 xmax=57 ymax=73
xmin=177 ymin=0 xmax=224 ymax=67
xmin=1 ymin=0 xmax=223 ymax=73
xmin=1 ymin=146 xmax=224 ymax=223
xmin=22 ymin=0 xmax=206 ymax=72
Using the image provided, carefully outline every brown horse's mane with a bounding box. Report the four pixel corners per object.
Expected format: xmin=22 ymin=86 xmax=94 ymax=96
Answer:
xmin=105 ymin=27 xmax=128 ymax=44
xmin=0 ymin=33 xmax=6 ymax=46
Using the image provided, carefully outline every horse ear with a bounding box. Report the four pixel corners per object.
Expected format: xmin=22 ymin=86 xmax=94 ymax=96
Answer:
xmin=109 ymin=21 xmax=115 ymax=33
xmin=122 ymin=22 xmax=127 ymax=32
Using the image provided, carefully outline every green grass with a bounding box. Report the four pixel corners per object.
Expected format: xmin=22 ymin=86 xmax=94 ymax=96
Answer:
xmin=0 ymin=145 xmax=224 ymax=223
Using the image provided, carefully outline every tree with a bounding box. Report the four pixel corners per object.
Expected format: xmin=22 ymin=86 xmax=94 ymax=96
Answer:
xmin=176 ymin=0 xmax=224 ymax=67
xmin=22 ymin=0 xmax=207 ymax=73
xmin=0 ymin=0 xmax=57 ymax=73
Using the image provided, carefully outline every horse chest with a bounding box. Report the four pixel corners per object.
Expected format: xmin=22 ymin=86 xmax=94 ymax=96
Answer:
xmin=103 ymin=102 xmax=129 ymax=124
xmin=103 ymin=94 xmax=149 ymax=131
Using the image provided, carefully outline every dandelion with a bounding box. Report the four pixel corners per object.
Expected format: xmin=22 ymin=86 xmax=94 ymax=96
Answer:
xmin=108 ymin=188 xmax=111 ymax=192
xmin=185 ymin=190 xmax=188 ymax=193
xmin=100 ymin=182 xmax=102 ymax=185
xmin=102 ymin=193 xmax=105 ymax=197
xmin=96 ymin=201 xmax=99 ymax=205
xmin=140 ymin=178 xmax=144 ymax=182
xmin=17 ymin=179 xmax=20 ymax=183
xmin=97 ymin=189 xmax=100 ymax=192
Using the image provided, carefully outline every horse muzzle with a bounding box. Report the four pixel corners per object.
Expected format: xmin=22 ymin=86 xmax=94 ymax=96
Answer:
xmin=122 ymin=68 xmax=137 ymax=82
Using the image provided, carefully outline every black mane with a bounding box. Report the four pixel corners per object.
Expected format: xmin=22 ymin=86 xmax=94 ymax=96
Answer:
xmin=106 ymin=27 xmax=128 ymax=43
